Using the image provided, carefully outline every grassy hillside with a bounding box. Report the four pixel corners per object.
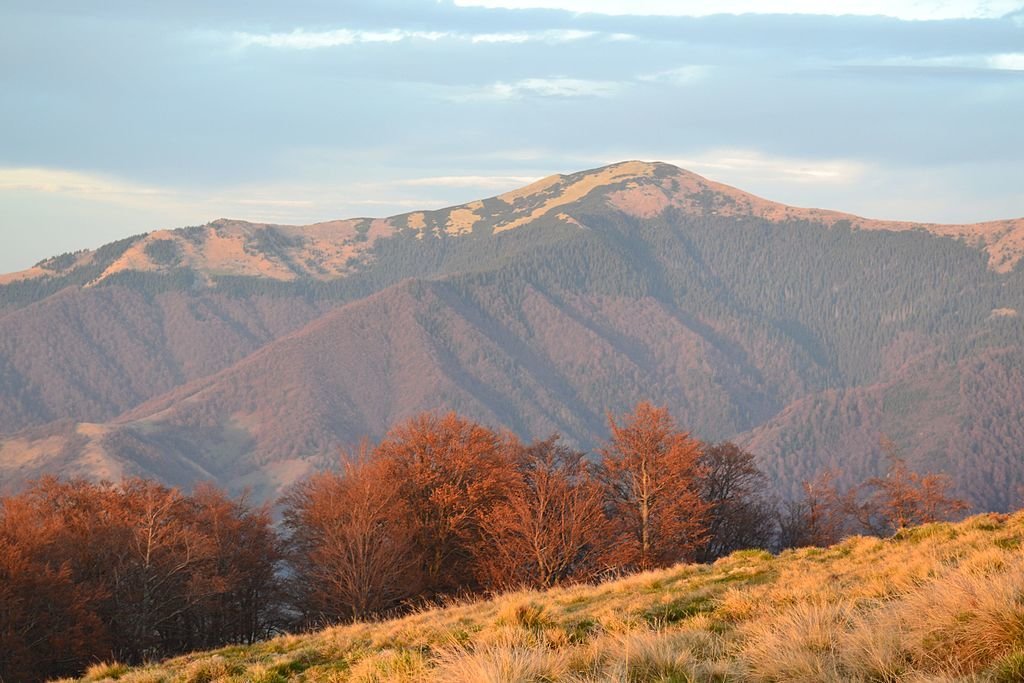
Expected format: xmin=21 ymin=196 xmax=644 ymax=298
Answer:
xmin=67 ymin=511 xmax=1024 ymax=682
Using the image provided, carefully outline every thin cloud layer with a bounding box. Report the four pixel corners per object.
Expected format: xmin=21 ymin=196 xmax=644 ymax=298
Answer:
xmin=453 ymin=0 xmax=1024 ymax=21
xmin=485 ymin=77 xmax=623 ymax=99
xmin=230 ymin=28 xmax=447 ymax=49
xmin=638 ymin=66 xmax=710 ymax=86
xmin=226 ymin=27 xmax=600 ymax=50
xmin=663 ymin=150 xmax=869 ymax=184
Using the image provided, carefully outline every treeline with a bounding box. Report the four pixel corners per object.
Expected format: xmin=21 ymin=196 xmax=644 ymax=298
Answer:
xmin=0 ymin=403 xmax=968 ymax=681
xmin=0 ymin=480 xmax=278 ymax=681
xmin=0 ymin=234 xmax=145 ymax=310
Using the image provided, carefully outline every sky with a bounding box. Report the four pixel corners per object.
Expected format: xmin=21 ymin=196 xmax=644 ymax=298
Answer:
xmin=1 ymin=1 xmax=1023 ymax=272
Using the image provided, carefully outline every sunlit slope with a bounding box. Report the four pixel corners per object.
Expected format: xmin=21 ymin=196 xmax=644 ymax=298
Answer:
xmin=6 ymin=161 xmax=1023 ymax=295
xmin=70 ymin=511 xmax=1024 ymax=682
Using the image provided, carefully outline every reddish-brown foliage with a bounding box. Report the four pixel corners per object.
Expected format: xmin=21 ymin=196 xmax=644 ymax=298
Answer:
xmin=476 ymin=436 xmax=607 ymax=589
xmin=0 ymin=496 xmax=106 ymax=682
xmin=0 ymin=477 xmax=279 ymax=681
xmin=779 ymin=453 xmax=970 ymax=548
xmin=849 ymin=456 xmax=971 ymax=536
xmin=282 ymin=451 xmax=420 ymax=622
xmin=189 ymin=484 xmax=281 ymax=646
xmin=373 ymin=412 xmax=519 ymax=595
xmin=596 ymin=402 xmax=710 ymax=572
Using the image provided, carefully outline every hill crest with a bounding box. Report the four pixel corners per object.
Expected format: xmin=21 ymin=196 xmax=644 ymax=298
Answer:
xmin=68 ymin=511 xmax=1024 ymax=682
xmin=3 ymin=160 xmax=1023 ymax=288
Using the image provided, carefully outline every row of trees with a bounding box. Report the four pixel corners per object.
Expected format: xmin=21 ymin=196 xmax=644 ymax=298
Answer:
xmin=778 ymin=443 xmax=971 ymax=548
xmin=283 ymin=405 xmax=787 ymax=621
xmin=0 ymin=480 xmax=278 ymax=681
xmin=0 ymin=403 xmax=968 ymax=681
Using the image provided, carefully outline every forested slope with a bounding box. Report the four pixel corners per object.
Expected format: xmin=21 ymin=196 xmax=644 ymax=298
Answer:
xmin=2 ymin=162 xmax=1022 ymax=507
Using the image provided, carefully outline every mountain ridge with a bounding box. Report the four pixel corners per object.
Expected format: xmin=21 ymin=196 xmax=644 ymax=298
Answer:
xmin=2 ymin=160 xmax=1023 ymax=506
xmin=3 ymin=161 xmax=1023 ymax=292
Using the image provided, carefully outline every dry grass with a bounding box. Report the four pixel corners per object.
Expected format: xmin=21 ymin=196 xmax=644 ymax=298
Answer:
xmin=67 ymin=512 xmax=1024 ymax=682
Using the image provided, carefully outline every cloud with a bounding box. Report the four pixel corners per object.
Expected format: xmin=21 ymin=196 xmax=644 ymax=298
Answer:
xmin=660 ymin=149 xmax=869 ymax=184
xmin=395 ymin=175 xmax=542 ymax=188
xmin=452 ymin=0 xmax=1024 ymax=21
xmin=225 ymin=27 xmax=601 ymax=51
xmin=452 ymin=65 xmax=711 ymax=104
xmin=0 ymin=168 xmax=174 ymax=205
xmin=989 ymin=53 xmax=1024 ymax=70
xmin=233 ymin=199 xmax=315 ymax=207
xmin=842 ymin=52 xmax=1024 ymax=73
xmin=638 ymin=65 xmax=709 ymax=86
xmin=469 ymin=29 xmax=597 ymax=43
xmin=461 ymin=77 xmax=623 ymax=100
xmin=229 ymin=28 xmax=447 ymax=50
xmin=0 ymin=167 xmax=470 ymax=229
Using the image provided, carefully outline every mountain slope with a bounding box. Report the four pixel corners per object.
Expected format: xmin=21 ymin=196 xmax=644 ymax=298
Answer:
xmin=2 ymin=161 xmax=1023 ymax=505
xmin=73 ymin=511 xmax=1024 ymax=682
xmin=742 ymin=345 xmax=1024 ymax=510
xmin=3 ymin=161 xmax=1022 ymax=297
xmin=0 ymin=286 xmax=338 ymax=434
xmin=0 ymin=275 xmax=810 ymax=498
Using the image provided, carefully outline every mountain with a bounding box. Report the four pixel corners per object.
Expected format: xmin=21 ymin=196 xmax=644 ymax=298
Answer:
xmin=2 ymin=161 xmax=1023 ymax=506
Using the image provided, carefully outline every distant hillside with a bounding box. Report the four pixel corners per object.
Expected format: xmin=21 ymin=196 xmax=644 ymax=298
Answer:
xmin=2 ymin=161 xmax=1023 ymax=507
xmin=69 ymin=511 xmax=1024 ymax=682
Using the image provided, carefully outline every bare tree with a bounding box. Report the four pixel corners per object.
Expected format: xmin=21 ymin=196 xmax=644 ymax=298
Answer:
xmin=110 ymin=480 xmax=220 ymax=660
xmin=695 ymin=441 xmax=775 ymax=562
xmin=848 ymin=445 xmax=970 ymax=536
xmin=282 ymin=451 xmax=420 ymax=623
xmin=476 ymin=436 xmax=607 ymax=589
xmin=777 ymin=471 xmax=850 ymax=549
xmin=190 ymin=484 xmax=281 ymax=646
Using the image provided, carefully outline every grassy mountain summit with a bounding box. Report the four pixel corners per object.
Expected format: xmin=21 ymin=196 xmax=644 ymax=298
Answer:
xmin=4 ymin=161 xmax=1022 ymax=292
xmin=2 ymin=162 xmax=1024 ymax=507
xmin=67 ymin=511 xmax=1024 ymax=682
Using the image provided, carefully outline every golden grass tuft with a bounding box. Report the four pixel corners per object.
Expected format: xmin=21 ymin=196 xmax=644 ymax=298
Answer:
xmin=81 ymin=662 xmax=131 ymax=681
xmin=899 ymin=565 xmax=1024 ymax=671
xmin=495 ymin=598 xmax=553 ymax=632
xmin=740 ymin=600 xmax=852 ymax=681
xmin=346 ymin=647 xmax=429 ymax=682
xmin=432 ymin=642 xmax=569 ymax=683
xmin=180 ymin=655 xmax=246 ymax=683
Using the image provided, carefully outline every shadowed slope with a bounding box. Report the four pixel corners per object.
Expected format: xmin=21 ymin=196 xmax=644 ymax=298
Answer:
xmin=2 ymin=161 xmax=1023 ymax=506
xmin=1 ymin=274 xmax=807 ymax=499
xmin=0 ymin=286 xmax=334 ymax=434
xmin=742 ymin=346 xmax=1024 ymax=510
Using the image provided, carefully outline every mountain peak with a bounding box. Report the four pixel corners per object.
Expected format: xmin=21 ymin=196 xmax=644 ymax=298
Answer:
xmin=3 ymin=162 xmax=1024 ymax=508
xmin=3 ymin=161 xmax=1023 ymax=289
